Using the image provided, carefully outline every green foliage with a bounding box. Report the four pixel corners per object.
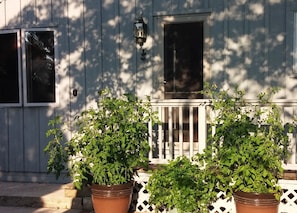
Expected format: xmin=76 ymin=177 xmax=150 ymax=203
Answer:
xmin=147 ymin=156 xmax=218 ymax=213
xmin=44 ymin=89 xmax=159 ymax=189
xmin=147 ymin=84 xmax=296 ymax=212
xmin=44 ymin=116 xmax=68 ymax=179
xmin=202 ymin=84 xmax=295 ymax=200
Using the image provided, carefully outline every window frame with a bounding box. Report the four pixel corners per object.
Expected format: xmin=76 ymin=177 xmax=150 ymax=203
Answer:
xmin=21 ymin=28 xmax=58 ymax=107
xmin=153 ymin=13 xmax=211 ymax=99
xmin=0 ymin=29 xmax=22 ymax=107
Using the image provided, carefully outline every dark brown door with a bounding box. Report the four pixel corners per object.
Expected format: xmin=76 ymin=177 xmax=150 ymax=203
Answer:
xmin=164 ymin=22 xmax=203 ymax=99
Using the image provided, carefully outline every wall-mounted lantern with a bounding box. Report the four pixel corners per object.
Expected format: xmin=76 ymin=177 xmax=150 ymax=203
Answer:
xmin=133 ymin=16 xmax=147 ymax=60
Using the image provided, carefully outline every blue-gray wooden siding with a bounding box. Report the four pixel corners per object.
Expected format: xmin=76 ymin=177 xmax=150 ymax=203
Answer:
xmin=0 ymin=0 xmax=297 ymax=182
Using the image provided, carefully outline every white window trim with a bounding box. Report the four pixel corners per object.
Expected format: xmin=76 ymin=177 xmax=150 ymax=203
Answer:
xmin=0 ymin=29 xmax=22 ymax=107
xmin=21 ymin=28 xmax=59 ymax=107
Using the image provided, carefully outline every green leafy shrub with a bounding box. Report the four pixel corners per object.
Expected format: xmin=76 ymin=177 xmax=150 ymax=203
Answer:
xmin=202 ymin=85 xmax=295 ymax=200
xmin=44 ymin=89 xmax=159 ymax=189
xmin=147 ymin=156 xmax=218 ymax=213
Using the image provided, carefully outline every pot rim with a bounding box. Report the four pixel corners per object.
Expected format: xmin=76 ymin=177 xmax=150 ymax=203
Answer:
xmin=234 ymin=191 xmax=279 ymax=206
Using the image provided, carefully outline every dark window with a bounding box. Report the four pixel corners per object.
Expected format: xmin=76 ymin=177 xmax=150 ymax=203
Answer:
xmin=0 ymin=32 xmax=20 ymax=103
xmin=164 ymin=22 xmax=203 ymax=99
xmin=24 ymin=31 xmax=55 ymax=103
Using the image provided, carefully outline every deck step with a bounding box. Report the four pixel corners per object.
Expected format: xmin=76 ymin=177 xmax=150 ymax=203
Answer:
xmin=0 ymin=182 xmax=92 ymax=211
xmin=0 ymin=206 xmax=88 ymax=213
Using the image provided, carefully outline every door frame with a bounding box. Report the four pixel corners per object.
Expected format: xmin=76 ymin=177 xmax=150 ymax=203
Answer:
xmin=152 ymin=13 xmax=211 ymax=99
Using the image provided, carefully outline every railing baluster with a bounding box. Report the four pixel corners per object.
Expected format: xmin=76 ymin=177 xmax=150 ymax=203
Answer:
xmin=158 ymin=106 xmax=163 ymax=161
xmin=168 ymin=106 xmax=173 ymax=160
xmin=189 ymin=106 xmax=194 ymax=158
xmin=198 ymin=105 xmax=206 ymax=153
xmin=148 ymin=117 xmax=153 ymax=160
xmin=179 ymin=106 xmax=183 ymax=156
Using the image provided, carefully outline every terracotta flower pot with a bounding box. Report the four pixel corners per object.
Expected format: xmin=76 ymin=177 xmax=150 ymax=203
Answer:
xmin=233 ymin=191 xmax=279 ymax=213
xmin=91 ymin=182 xmax=133 ymax=213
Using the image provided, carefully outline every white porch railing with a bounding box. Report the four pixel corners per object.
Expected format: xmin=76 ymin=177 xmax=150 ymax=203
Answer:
xmin=148 ymin=99 xmax=297 ymax=170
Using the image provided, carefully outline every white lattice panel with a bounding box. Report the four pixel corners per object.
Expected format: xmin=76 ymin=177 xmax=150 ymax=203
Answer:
xmin=209 ymin=191 xmax=234 ymax=213
xmin=279 ymin=179 xmax=297 ymax=213
xmin=132 ymin=174 xmax=297 ymax=213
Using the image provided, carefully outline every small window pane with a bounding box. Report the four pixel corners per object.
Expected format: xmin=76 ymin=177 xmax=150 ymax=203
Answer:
xmin=0 ymin=33 xmax=20 ymax=103
xmin=25 ymin=30 xmax=55 ymax=103
xmin=164 ymin=22 xmax=204 ymax=99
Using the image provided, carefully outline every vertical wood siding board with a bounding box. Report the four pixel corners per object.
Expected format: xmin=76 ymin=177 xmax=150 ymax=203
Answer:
xmin=268 ymin=1 xmax=286 ymax=86
xmin=55 ymin=1 xmax=71 ymax=114
xmin=150 ymin=1 xmax=162 ymax=96
xmin=23 ymin=108 xmax=40 ymax=172
xmin=152 ymin=0 xmax=158 ymax=14
xmin=51 ymin=0 xmax=67 ymax=25
xmin=0 ymin=1 xmax=5 ymax=28
xmin=283 ymin=0 xmax=294 ymax=86
xmin=204 ymin=0 xmax=209 ymax=9
xmin=263 ymin=0 xmax=270 ymax=83
xmin=5 ymin=0 xmax=22 ymax=28
xmin=227 ymin=1 xmax=245 ymax=53
xmin=152 ymin=0 xmax=171 ymax=15
xmin=220 ymin=0 xmax=229 ymax=84
xmin=101 ymin=0 xmax=120 ymax=90
xmin=82 ymin=0 xmax=87 ymax=102
xmin=84 ymin=0 xmax=102 ymax=99
xmin=38 ymin=108 xmax=50 ymax=172
xmin=115 ymin=0 xmax=121 ymax=90
xmin=178 ymin=0 xmax=205 ymax=11
xmin=227 ymin=0 xmax=251 ymax=86
xmin=247 ymin=0 xmax=266 ymax=84
xmin=244 ymin=1 xmax=250 ymax=77
xmin=8 ymin=108 xmax=24 ymax=172
xmin=21 ymin=0 xmax=36 ymax=26
xmin=68 ymin=0 xmax=86 ymax=115
xmin=208 ymin=0 xmax=225 ymax=84
xmin=133 ymin=0 xmax=138 ymax=92
xmin=35 ymin=0 xmax=51 ymax=25
xmin=171 ymin=0 xmax=179 ymax=13
xmin=34 ymin=0 xmax=37 ymax=24
xmin=99 ymin=0 xmax=104 ymax=89
xmin=49 ymin=0 xmax=54 ymax=24
xmin=285 ymin=0 xmax=294 ymax=76
xmin=136 ymin=0 xmax=154 ymax=96
xmin=223 ymin=0 xmax=228 ymax=83
xmin=269 ymin=2 xmax=285 ymax=33
xmin=0 ymin=109 xmax=9 ymax=171
xmin=119 ymin=0 xmax=136 ymax=93
xmin=116 ymin=0 xmax=121 ymax=91
xmin=210 ymin=0 xmax=229 ymax=84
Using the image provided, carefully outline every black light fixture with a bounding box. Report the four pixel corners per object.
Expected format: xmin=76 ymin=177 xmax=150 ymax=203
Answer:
xmin=134 ymin=16 xmax=147 ymax=60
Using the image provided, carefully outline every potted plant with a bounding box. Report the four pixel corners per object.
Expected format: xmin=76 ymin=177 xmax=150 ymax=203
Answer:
xmin=201 ymin=85 xmax=295 ymax=213
xmin=44 ymin=89 xmax=159 ymax=213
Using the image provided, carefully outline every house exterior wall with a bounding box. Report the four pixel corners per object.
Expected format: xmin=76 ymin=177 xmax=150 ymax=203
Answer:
xmin=0 ymin=0 xmax=296 ymax=183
